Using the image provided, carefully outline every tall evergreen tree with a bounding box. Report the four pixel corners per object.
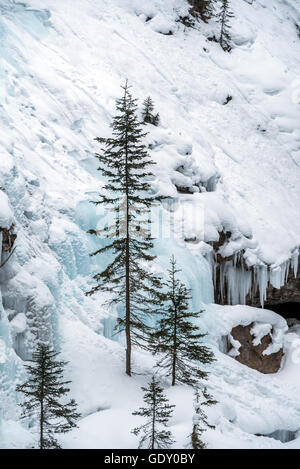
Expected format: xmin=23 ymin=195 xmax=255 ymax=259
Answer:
xmin=86 ymin=82 xmax=163 ymax=376
xmin=189 ymin=0 xmax=216 ymax=23
xmin=16 ymin=343 xmax=80 ymax=449
xmin=142 ymin=96 xmax=160 ymax=126
xmin=190 ymin=386 xmax=217 ymax=449
xmin=132 ymin=376 xmax=175 ymax=449
xmin=151 ymin=256 xmax=215 ymax=386
xmin=217 ymin=0 xmax=234 ymax=51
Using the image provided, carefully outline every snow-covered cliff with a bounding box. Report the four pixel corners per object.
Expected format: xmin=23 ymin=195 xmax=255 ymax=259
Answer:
xmin=1 ymin=0 xmax=300 ymax=448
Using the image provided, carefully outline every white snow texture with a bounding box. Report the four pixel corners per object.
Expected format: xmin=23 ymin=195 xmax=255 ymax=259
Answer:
xmin=0 ymin=0 xmax=300 ymax=449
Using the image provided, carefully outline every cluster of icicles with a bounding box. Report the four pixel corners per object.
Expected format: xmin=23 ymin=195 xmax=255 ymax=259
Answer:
xmin=212 ymin=248 xmax=299 ymax=307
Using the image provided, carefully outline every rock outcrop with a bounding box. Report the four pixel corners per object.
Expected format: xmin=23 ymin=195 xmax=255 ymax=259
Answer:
xmin=230 ymin=323 xmax=283 ymax=374
xmin=250 ymin=267 xmax=300 ymax=307
xmin=0 ymin=225 xmax=16 ymax=268
xmin=1 ymin=225 xmax=16 ymax=254
xmin=212 ymin=230 xmax=300 ymax=308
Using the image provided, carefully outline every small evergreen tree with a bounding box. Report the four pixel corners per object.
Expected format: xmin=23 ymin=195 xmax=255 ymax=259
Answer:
xmin=142 ymin=96 xmax=160 ymax=126
xmin=151 ymin=256 xmax=215 ymax=386
xmin=86 ymin=82 xmax=163 ymax=376
xmin=189 ymin=0 xmax=216 ymax=23
xmin=216 ymin=0 xmax=234 ymax=52
xmin=190 ymin=386 xmax=217 ymax=449
xmin=132 ymin=376 xmax=175 ymax=449
xmin=16 ymin=343 xmax=80 ymax=449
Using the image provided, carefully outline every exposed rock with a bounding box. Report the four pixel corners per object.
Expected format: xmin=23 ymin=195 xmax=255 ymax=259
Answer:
xmin=230 ymin=323 xmax=283 ymax=374
xmin=211 ymin=230 xmax=233 ymax=264
xmin=1 ymin=225 xmax=17 ymax=253
xmin=250 ymin=265 xmax=300 ymax=307
xmin=212 ymin=228 xmax=300 ymax=308
xmin=175 ymin=184 xmax=195 ymax=194
xmin=0 ymin=225 xmax=17 ymax=269
xmin=256 ymin=429 xmax=298 ymax=443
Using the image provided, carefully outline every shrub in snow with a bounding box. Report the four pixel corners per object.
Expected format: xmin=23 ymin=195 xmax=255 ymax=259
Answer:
xmin=16 ymin=344 xmax=80 ymax=449
xmin=150 ymin=256 xmax=215 ymax=386
xmin=132 ymin=376 xmax=175 ymax=449
xmin=142 ymin=96 xmax=160 ymax=126
xmin=190 ymin=386 xmax=217 ymax=449
xmin=216 ymin=0 xmax=234 ymax=52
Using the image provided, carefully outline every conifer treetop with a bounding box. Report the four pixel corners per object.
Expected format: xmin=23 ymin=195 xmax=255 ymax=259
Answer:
xmin=190 ymin=385 xmax=217 ymax=449
xmin=16 ymin=343 xmax=80 ymax=449
xmin=132 ymin=376 xmax=175 ymax=449
xmin=142 ymin=96 xmax=160 ymax=126
xmin=151 ymin=256 xmax=215 ymax=386
xmin=217 ymin=0 xmax=234 ymax=52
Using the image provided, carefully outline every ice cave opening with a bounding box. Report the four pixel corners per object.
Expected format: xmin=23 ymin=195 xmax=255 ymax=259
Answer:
xmin=256 ymin=430 xmax=299 ymax=444
xmin=264 ymin=302 xmax=300 ymax=328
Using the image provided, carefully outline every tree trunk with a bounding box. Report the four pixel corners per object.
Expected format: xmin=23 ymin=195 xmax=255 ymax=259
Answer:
xmin=40 ymin=359 xmax=45 ymax=449
xmin=171 ymin=267 xmax=177 ymax=386
xmin=125 ymin=225 xmax=131 ymax=376
xmin=125 ymin=87 xmax=131 ymax=377
xmin=172 ymin=319 xmax=177 ymax=386
xmin=220 ymin=4 xmax=226 ymax=48
xmin=40 ymin=400 xmax=44 ymax=449
xmin=151 ymin=392 xmax=156 ymax=449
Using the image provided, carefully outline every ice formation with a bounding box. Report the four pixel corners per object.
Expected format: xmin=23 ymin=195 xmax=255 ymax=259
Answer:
xmin=214 ymin=249 xmax=299 ymax=307
xmin=0 ymin=0 xmax=300 ymax=449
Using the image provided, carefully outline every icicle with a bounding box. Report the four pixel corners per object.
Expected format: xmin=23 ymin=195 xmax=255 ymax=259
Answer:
xmin=284 ymin=259 xmax=290 ymax=284
xmin=291 ymin=249 xmax=299 ymax=278
xmin=223 ymin=260 xmax=252 ymax=305
xmin=270 ymin=266 xmax=282 ymax=290
xmin=258 ymin=266 xmax=268 ymax=308
xmin=213 ymin=247 xmax=300 ymax=307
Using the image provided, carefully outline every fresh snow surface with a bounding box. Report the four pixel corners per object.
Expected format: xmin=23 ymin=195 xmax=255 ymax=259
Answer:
xmin=0 ymin=0 xmax=300 ymax=449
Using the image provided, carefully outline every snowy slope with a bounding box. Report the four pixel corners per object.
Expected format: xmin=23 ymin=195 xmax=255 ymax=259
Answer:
xmin=0 ymin=0 xmax=300 ymax=448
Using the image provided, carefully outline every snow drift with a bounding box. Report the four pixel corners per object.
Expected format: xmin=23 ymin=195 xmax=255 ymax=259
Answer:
xmin=0 ymin=0 xmax=300 ymax=448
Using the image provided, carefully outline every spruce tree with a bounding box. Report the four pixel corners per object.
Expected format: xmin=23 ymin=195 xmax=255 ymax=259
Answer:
xmin=217 ymin=0 xmax=234 ymax=52
xmin=151 ymin=256 xmax=215 ymax=386
xmin=189 ymin=0 xmax=216 ymax=23
xmin=190 ymin=386 xmax=217 ymax=449
xmin=142 ymin=96 xmax=160 ymax=126
xmin=16 ymin=343 xmax=80 ymax=449
xmin=132 ymin=376 xmax=175 ymax=449
xmin=86 ymin=82 xmax=163 ymax=376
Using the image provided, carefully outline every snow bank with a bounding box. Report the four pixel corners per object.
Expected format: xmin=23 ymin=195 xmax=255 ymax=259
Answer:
xmin=202 ymin=303 xmax=288 ymax=348
xmin=0 ymin=0 xmax=300 ymax=450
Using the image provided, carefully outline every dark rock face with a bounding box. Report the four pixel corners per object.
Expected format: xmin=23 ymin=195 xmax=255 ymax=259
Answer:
xmin=256 ymin=429 xmax=298 ymax=443
xmin=0 ymin=225 xmax=17 ymax=268
xmin=230 ymin=323 xmax=283 ymax=374
xmin=250 ymin=270 xmax=300 ymax=307
xmin=1 ymin=226 xmax=17 ymax=254
xmin=175 ymin=184 xmax=195 ymax=194
xmin=211 ymin=229 xmax=300 ymax=308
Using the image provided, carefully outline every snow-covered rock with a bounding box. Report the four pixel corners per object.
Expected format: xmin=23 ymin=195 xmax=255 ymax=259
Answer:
xmin=0 ymin=0 xmax=300 ymax=449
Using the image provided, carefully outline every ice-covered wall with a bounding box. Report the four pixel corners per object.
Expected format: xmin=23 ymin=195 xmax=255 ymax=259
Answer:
xmin=0 ymin=0 xmax=300 ymax=448
xmin=213 ymin=248 xmax=299 ymax=307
